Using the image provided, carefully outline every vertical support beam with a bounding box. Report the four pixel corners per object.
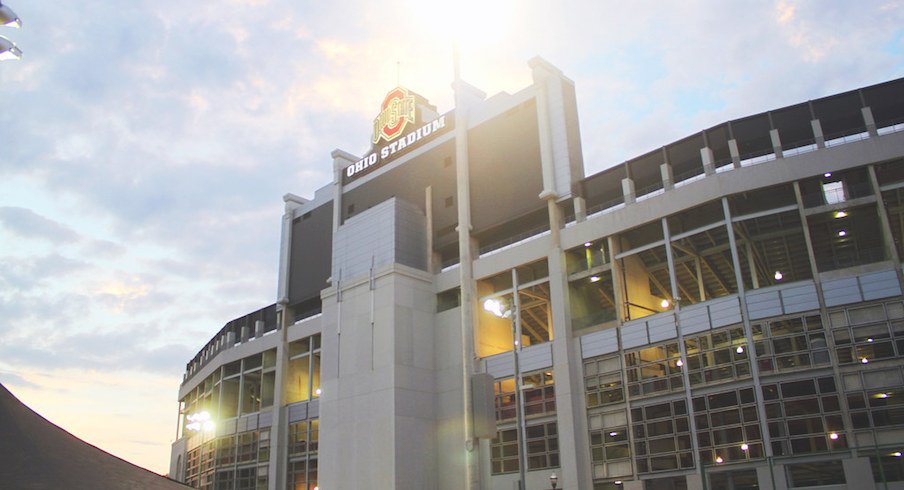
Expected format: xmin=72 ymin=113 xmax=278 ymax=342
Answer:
xmin=269 ymin=300 xmax=291 ymax=490
xmin=331 ymin=150 xmax=357 ymax=230
xmin=661 ymin=163 xmax=674 ymax=191
xmin=770 ymin=129 xmax=784 ymax=159
xmin=701 ymin=147 xmax=716 ymax=176
xmin=863 ymin=106 xmax=879 ymax=137
xmin=425 ymin=185 xmax=437 ymax=273
xmin=728 ymin=139 xmax=741 ymax=168
xmin=452 ymin=75 xmax=481 ymax=490
xmin=622 ymin=178 xmax=636 ymax=205
xmin=573 ymin=196 xmax=587 ymax=223
xmin=811 ymin=119 xmax=826 ymax=149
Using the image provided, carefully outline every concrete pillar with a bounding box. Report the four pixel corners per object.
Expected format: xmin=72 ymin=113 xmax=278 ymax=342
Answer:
xmin=811 ymin=119 xmax=826 ymax=148
xmin=573 ymin=196 xmax=587 ymax=222
xmin=728 ymin=139 xmax=741 ymax=168
xmin=226 ymin=331 xmax=235 ymax=346
xmin=661 ymin=163 xmax=674 ymax=191
xmin=241 ymin=325 xmax=250 ymax=343
xmin=770 ymin=129 xmax=784 ymax=159
xmin=700 ymin=147 xmax=716 ymax=176
xmin=757 ymin=464 xmax=785 ymax=490
xmin=844 ymin=457 xmax=877 ymax=490
xmin=863 ymin=106 xmax=879 ymax=137
xmin=254 ymin=320 xmax=264 ymax=338
xmin=622 ymin=178 xmax=636 ymax=205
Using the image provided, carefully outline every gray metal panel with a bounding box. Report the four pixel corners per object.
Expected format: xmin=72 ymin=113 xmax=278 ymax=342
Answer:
xmin=308 ymin=399 xmax=319 ymax=418
xmin=709 ymin=296 xmax=742 ymax=328
xmin=221 ymin=418 xmax=237 ymax=436
xmin=647 ymin=313 xmax=677 ymax=343
xmin=485 ymin=351 xmax=515 ymax=379
xmin=746 ymin=290 xmax=783 ymax=320
xmin=860 ymin=270 xmax=902 ymax=301
xmin=580 ymin=328 xmax=619 ymax=359
xmin=333 ymin=198 xmax=398 ymax=283
xmin=780 ymin=282 xmax=820 ymax=314
xmin=620 ymin=320 xmax=649 ymax=349
xmin=287 ymin=402 xmax=308 ymax=423
xmin=823 ymin=277 xmax=863 ymax=307
xmin=259 ymin=409 xmax=273 ymax=428
xmin=678 ymin=303 xmax=711 ymax=334
xmin=520 ymin=343 xmax=554 ymax=372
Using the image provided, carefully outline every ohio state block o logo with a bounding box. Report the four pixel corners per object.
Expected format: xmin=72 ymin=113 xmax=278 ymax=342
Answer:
xmin=372 ymin=87 xmax=416 ymax=144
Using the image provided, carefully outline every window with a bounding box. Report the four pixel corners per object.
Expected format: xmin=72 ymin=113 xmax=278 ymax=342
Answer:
xmin=632 ymin=400 xmax=693 ymax=474
xmin=684 ymin=325 xmax=751 ymax=387
xmin=624 ymin=342 xmax=683 ymax=398
xmin=762 ymin=376 xmax=844 ymax=456
xmin=490 ymin=422 xmax=560 ymax=474
xmin=754 ymin=314 xmax=829 ymax=374
xmin=287 ymin=419 xmax=319 ymax=490
xmin=808 ymin=204 xmax=886 ymax=271
xmin=693 ymin=388 xmax=762 ymax=465
xmin=477 ymin=266 xmax=554 ymax=357
xmin=584 ymin=355 xmax=625 ymax=408
xmin=286 ymin=334 xmax=322 ymax=404
xmin=787 ymin=461 xmax=845 ymax=487
xmin=832 ymin=301 xmax=904 ymax=365
xmin=494 ymin=371 xmax=555 ymax=422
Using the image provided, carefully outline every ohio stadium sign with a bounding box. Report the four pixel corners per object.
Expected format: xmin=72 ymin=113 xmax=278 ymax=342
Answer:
xmin=344 ymin=87 xmax=453 ymax=183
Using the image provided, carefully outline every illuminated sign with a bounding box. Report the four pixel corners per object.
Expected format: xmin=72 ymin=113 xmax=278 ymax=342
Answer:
xmin=372 ymin=87 xmax=416 ymax=144
xmin=344 ymin=87 xmax=454 ymax=184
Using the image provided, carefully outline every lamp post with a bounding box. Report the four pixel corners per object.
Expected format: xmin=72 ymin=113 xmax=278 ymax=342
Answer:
xmin=483 ymin=269 xmax=527 ymax=490
xmin=0 ymin=1 xmax=21 ymax=61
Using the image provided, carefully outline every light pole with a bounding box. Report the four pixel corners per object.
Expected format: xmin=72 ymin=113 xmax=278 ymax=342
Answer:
xmin=0 ymin=1 xmax=21 ymax=61
xmin=483 ymin=269 xmax=527 ymax=490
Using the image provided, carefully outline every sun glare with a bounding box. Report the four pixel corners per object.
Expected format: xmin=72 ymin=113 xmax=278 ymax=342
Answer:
xmin=409 ymin=0 xmax=514 ymax=49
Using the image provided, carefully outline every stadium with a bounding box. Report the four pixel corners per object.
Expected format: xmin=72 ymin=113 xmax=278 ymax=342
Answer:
xmin=169 ymin=58 xmax=904 ymax=490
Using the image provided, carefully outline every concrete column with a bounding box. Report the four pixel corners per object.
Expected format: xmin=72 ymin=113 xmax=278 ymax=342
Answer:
xmin=700 ymin=147 xmax=716 ymax=176
xmin=757 ymin=464 xmax=785 ymax=490
xmin=240 ymin=325 xmax=250 ymax=343
xmin=844 ymin=457 xmax=877 ymax=490
xmin=573 ymin=196 xmax=587 ymax=223
xmin=728 ymin=139 xmax=741 ymax=168
xmin=268 ymin=303 xmax=291 ymax=490
xmin=622 ymin=178 xmax=636 ymax=205
xmin=863 ymin=106 xmax=879 ymax=137
xmin=254 ymin=320 xmax=264 ymax=338
xmin=811 ymin=119 xmax=826 ymax=148
xmin=770 ymin=129 xmax=784 ymax=159
xmin=661 ymin=163 xmax=674 ymax=191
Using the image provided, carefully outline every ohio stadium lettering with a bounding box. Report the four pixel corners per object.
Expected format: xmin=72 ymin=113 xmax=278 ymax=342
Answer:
xmin=345 ymin=115 xmax=447 ymax=180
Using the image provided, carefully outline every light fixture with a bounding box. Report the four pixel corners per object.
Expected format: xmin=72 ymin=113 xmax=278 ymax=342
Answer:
xmin=584 ymin=242 xmax=592 ymax=248
xmin=736 ymin=345 xmax=745 ymax=354
xmin=893 ymin=452 xmax=902 ymax=458
xmin=867 ymin=337 xmax=874 ymax=343
xmin=483 ymin=298 xmax=510 ymax=318
xmin=834 ymin=210 xmax=848 ymax=218
xmin=861 ymin=357 xmax=869 ymax=364
xmin=549 ymin=472 xmax=558 ymax=489
xmin=185 ymin=411 xmax=216 ymax=432
xmin=715 ymin=456 xmax=724 ymax=464
xmin=0 ymin=34 xmax=21 ymax=60
xmin=829 ymin=432 xmax=839 ymax=440
xmin=774 ymin=270 xmax=783 ymax=281
xmin=676 ymin=359 xmax=684 ymax=367
xmin=660 ymin=299 xmax=670 ymax=309
xmin=609 ymin=431 xmax=618 ymax=437
xmin=741 ymin=443 xmax=749 ymax=451
xmin=876 ymin=393 xmax=889 ymax=399
xmin=0 ymin=3 xmax=20 ymax=28
xmin=615 ymin=481 xmax=623 ymax=486
xmin=315 ymin=388 xmax=322 ymax=396
xmin=838 ymin=230 xmax=847 ymax=237
xmin=824 ymin=172 xmax=832 ymax=178
xmin=590 ymin=275 xmax=600 ymax=282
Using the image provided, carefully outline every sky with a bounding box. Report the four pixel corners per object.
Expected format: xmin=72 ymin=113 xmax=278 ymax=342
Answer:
xmin=1 ymin=0 xmax=903 ymax=477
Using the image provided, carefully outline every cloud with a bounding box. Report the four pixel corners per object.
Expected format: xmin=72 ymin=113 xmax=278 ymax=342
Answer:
xmin=0 ymin=207 xmax=80 ymax=243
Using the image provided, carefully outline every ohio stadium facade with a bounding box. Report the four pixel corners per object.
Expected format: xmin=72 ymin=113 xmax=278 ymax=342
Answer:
xmin=170 ymin=58 xmax=904 ymax=490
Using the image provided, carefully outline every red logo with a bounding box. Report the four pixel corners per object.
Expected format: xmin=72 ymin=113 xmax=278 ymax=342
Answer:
xmin=372 ymin=87 xmax=416 ymax=144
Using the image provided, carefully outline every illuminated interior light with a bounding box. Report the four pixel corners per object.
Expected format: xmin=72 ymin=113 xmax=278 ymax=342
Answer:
xmin=676 ymin=359 xmax=684 ymax=367
xmin=614 ymin=482 xmax=622 ymax=486
xmin=829 ymin=432 xmax=839 ymax=440
xmin=774 ymin=271 xmax=783 ymax=281
xmin=838 ymin=230 xmax=847 ymax=237
xmin=584 ymin=242 xmax=592 ymax=248
xmin=861 ymin=357 xmax=869 ymax=364
xmin=877 ymin=393 xmax=889 ymax=399
xmin=867 ymin=338 xmax=874 ymax=343
xmin=590 ymin=275 xmax=600 ymax=282
xmin=315 ymin=388 xmax=322 ymax=396
xmin=660 ymin=299 xmax=670 ymax=309
xmin=741 ymin=443 xmax=749 ymax=451
xmin=609 ymin=431 xmax=618 ymax=437
xmin=483 ymin=298 xmax=509 ymax=318
xmin=736 ymin=345 xmax=745 ymax=354
xmin=824 ymin=172 xmax=832 ymax=178
xmin=715 ymin=456 xmax=724 ymax=464
xmin=834 ymin=210 xmax=848 ymax=218
xmin=893 ymin=452 xmax=902 ymax=458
